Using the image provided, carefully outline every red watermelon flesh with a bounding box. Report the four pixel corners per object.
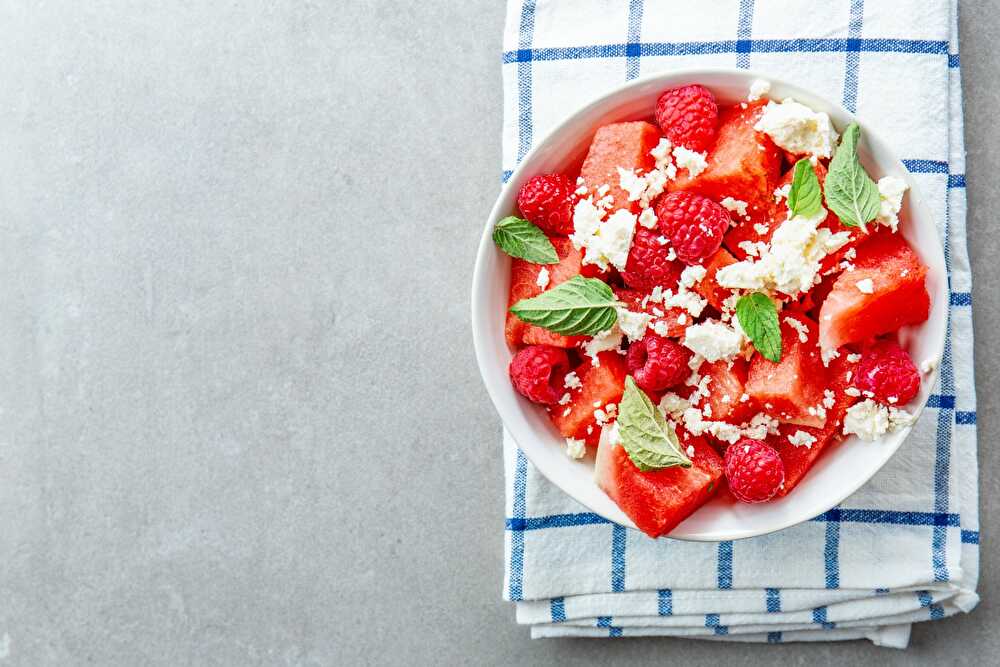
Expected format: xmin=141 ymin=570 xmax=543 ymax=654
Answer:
xmin=818 ymin=230 xmax=930 ymax=352
xmin=550 ymin=352 xmax=628 ymax=446
xmin=669 ymin=101 xmax=782 ymax=211
xmin=769 ymin=355 xmax=860 ymax=496
xmin=747 ymin=315 xmax=828 ymax=428
xmin=701 ymin=357 xmax=757 ymax=425
xmin=580 ymin=121 xmax=662 ymax=213
xmin=595 ymin=429 xmax=724 ymax=538
xmin=693 ymin=247 xmax=738 ymax=311
xmin=614 ymin=287 xmax=688 ymax=338
xmin=505 ymin=236 xmax=586 ymax=348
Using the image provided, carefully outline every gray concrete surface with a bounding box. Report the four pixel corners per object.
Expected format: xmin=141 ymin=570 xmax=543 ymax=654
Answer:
xmin=0 ymin=1 xmax=995 ymax=665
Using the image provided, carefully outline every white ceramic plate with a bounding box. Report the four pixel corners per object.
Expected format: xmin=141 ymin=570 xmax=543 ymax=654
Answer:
xmin=471 ymin=68 xmax=947 ymax=541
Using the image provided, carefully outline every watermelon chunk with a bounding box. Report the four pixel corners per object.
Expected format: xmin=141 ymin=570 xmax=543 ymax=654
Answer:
xmin=595 ymin=429 xmax=724 ymax=538
xmin=818 ymin=231 xmax=930 ymax=352
xmin=746 ymin=315 xmax=827 ymax=428
xmin=768 ymin=355 xmax=860 ymax=495
xmin=550 ymin=352 xmax=628 ymax=446
xmin=505 ymin=236 xmax=585 ymax=349
xmin=614 ymin=287 xmax=688 ymax=338
xmin=701 ymin=358 xmax=757 ymax=425
xmin=693 ymin=247 xmax=738 ymax=311
xmin=580 ymin=121 xmax=662 ymax=212
xmin=669 ymin=102 xmax=782 ymax=210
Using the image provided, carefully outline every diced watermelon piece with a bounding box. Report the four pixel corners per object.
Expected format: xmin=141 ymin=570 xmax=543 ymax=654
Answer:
xmin=769 ymin=355 xmax=860 ymax=495
xmin=595 ymin=430 xmax=724 ymax=538
xmin=693 ymin=247 xmax=738 ymax=310
xmin=505 ymin=236 xmax=585 ymax=348
xmin=722 ymin=206 xmax=776 ymax=261
xmin=614 ymin=287 xmax=688 ymax=338
xmin=669 ymin=102 xmax=782 ymax=210
xmin=580 ymin=121 xmax=662 ymax=212
xmin=701 ymin=358 xmax=757 ymax=425
xmin=818 ymin=231 xmax=930 ymax=352
xmin=550 ymin=352 xmax=628 ymax=446
xmin=746 ymin=315 xmax=827 ymax=428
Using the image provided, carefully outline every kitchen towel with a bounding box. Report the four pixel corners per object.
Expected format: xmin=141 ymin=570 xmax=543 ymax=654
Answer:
xmin=500 ymin=0 xmax=978 ymax=648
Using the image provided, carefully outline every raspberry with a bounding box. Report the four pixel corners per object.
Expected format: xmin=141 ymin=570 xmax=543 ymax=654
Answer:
xmin=509 ymin=345 xmax=570 ymax=405
xmin=516 ymin=174 xmax=577 ymax=235
xmin=627 ymin=333 xmax=691 ymax=392
xmin=654 ymin=84 xmax=719 ymax=152
xmin=724 ymin=438 xmax=785 ymax=503
xmin=655 ymin=191 xmax=731 ymax=265
xmin=621 ymin=226 xmax=684 ymax=291
xmin=854 ymin=340 xmax=921 ymax=405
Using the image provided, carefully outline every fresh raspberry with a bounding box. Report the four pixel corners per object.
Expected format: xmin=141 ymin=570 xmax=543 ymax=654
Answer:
xmin=854 ymin=340 xmax=921 ymax=405
xmin=627 ymin=333 xmax=691 ymax=392
xmin=724 ymin=438 xmax=785 ymax=503
xmin=509 ymin=345 xmax=570 ymax=405
xmin=516 ymin=174 xmax=577 ymax=235
xmin=655 ymin=191 xmax=731 ymax=265
xmin=621 ymin=226 xmax=684 ymax=291
xmin=654 ymin=84 xmax=719 ymax=152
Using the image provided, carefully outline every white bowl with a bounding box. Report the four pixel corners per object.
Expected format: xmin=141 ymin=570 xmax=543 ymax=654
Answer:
xmin=471 ymin=68 xmax=947 ymax=541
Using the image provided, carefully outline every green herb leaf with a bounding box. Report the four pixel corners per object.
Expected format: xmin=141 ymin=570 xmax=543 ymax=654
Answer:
xmin=824 ymin=123 xmax=881 ymax=229
xmin=617 ymin=376 xmax=692 ymax=471
xmin=492 ymin=216 xmax=559 ymax=264
xmin=736 ymin=292 xmax=782 ymax=362
xmin=509 ymin=275 xmax=618 ymax=335
xmin=787 ymin=158 xmax=823 ymax=218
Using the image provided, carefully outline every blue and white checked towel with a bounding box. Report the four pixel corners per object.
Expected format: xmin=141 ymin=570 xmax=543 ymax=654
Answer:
xmin=500 ymin=0 xmax=978 ymax=648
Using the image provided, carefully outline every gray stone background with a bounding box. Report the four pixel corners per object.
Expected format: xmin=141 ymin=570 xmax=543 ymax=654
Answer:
xmin=0 ymin=1 xmax=995 ymax=665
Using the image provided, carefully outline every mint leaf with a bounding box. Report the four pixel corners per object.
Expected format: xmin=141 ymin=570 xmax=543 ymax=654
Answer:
xmin=618 ymin=376 xmax=691 ymax=471
xmin=492 ymin=216 xmax=559 ymax=264
xmin=824 ymin=123 xmax=880 ymax=229
xmin=509 ymin=275 xmax=618 ymax=335
xmin=736 ymin=292 xmax=782 ymax=362
xmin=787 ymin=158 xmax=823 ymax=218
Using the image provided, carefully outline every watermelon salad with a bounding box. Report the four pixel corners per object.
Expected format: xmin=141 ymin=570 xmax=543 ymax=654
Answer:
xmin=493 ymin=80 xmax=935 ymax=538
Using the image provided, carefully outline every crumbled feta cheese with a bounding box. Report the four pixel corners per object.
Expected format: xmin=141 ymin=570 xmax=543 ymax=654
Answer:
xmin=855 ymin=278 xmax=875 ymax=294
xmin=570 ymin=199 xmax=637 ymax=271
xmin=564 ymin=371 xmax=581 ymax=389
xmin=584 ymin=325 xmax=624 ymax=364
xmin=562 ymin=406 xmax=572 ymax=416
xmin=558 ymin=392 xmax=571 ymax=405
xmin=784 ymin=316 xmax=810 ymax=343
xmin=679 ymin=264 xmax=707 ymax=289
xmin=920 ymin=358 xmax=938 ymax=374
xmin=615 ymin=306 xmax=651 ymax=343
xmin=656 ymin=235 xmax=670 ymax=246
xmin=753 ymin=222 xmax=771 ymax=235
xmin=773 ymin=183 xmax=791 ymax=203
xmin=823 ymin=389 xmax=836 ymax=409
xmin=873 ymin=176 xmax=908 ymax=232
xmin=739 ymin=393 xmax=750 ymax=403
xmin=821 ymin=347 xmax=841 ymax=366
xmin=535 ymin=266 xmax=550 ymax=290
xmin=846 ymin=353 xmax=862 ymax=363
xmin=575 ymin=183 xmax=589 ymax=196
xmin=738 ymin=240 xmax=761 ymax=258
xmin=650 ymin=138 xmax=674 ymax=171
xmin=702 ymin=404 xmax=713 ymax=418
xmin=617 ymin=167 xmax=648 ymax=203
xmin=677 ymin=313 xmax=687 ymax=326
xmin=887 ymin=396 xmax=898 ymax=404
xmin=720 ymin=197 xmax=749 ymax=219
xmin=564 ymin=438 xmax=586 ymax=459
xmin=673 ymin=146 xmax=709 ymax=178
xmin=843 ymin=399 xmax=912 ymax=440
xmin=686 ymin=444 xmax=695 ymax=457
xmin=597 ymin=184 xmax=610 ymax=197
xmin=683 ymin=321 xmax=746 ymax=362
xmin=754 ymin=99 xmax=839 ymax=158
xmin=715 ymin=208 xmax=851 ymax=296
xmin=659 ymin=392 xmax=691 ymax=418
xmin=638 ymin=207 xmax=658 ymax=229
xmin=845 ymin=387 xmax=861 ymax=397
xmin=748 ymin=78 xmax=771 ymax=102
xmin=788 ymin=430 xmax=817 ymax=449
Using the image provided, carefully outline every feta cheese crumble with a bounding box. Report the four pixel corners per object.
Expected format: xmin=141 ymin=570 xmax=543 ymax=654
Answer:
xmin=564 ymin=371 xmax=581 ymax=390
xmin=720 ymin=197 xmax=749 ymax=219
xmin=638 ymin=207 xmax=658 ymax=229
xmin=748 ymin=78 xmax=771 ymax=102
xmin=873 ymin=176 xmax=908 ymax=232
xmin=672 ymin=146 xmax=709 ymax=178
xmin=788 ymin=430 xmax=817 ymax=449
xmin=535 ymin=266 xmax=550 ymax=290
xmin=615 ymin=306 xmax=651 ymax=343
xmin=683 ymin=320 xmax=746 ymax=362
xmin=773 ymin=183 xmax=791 ymax=203
xmin=842 ymin=399 xmax=915 ymax=441
xmin=570 ymin=199 xmax=637 ymax=271
xmin=715 ymin=208 xmax=851 ymax=296
xmin=584 ymin=325 xmax=624 ymax=365
xmin=754 ymin=99 xmax=839 ymax=158
xmin=784 ymin=316 xmax=810 ymax=343
xmin=855 ymin=278 xmax=875 ymax=294
xmin=565 ymin=437 xmax=586 ymax=460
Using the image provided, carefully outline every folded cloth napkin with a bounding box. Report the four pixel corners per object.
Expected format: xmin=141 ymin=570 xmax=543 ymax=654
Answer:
xmin=500 ymin=0 xmax=978 ymax=648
